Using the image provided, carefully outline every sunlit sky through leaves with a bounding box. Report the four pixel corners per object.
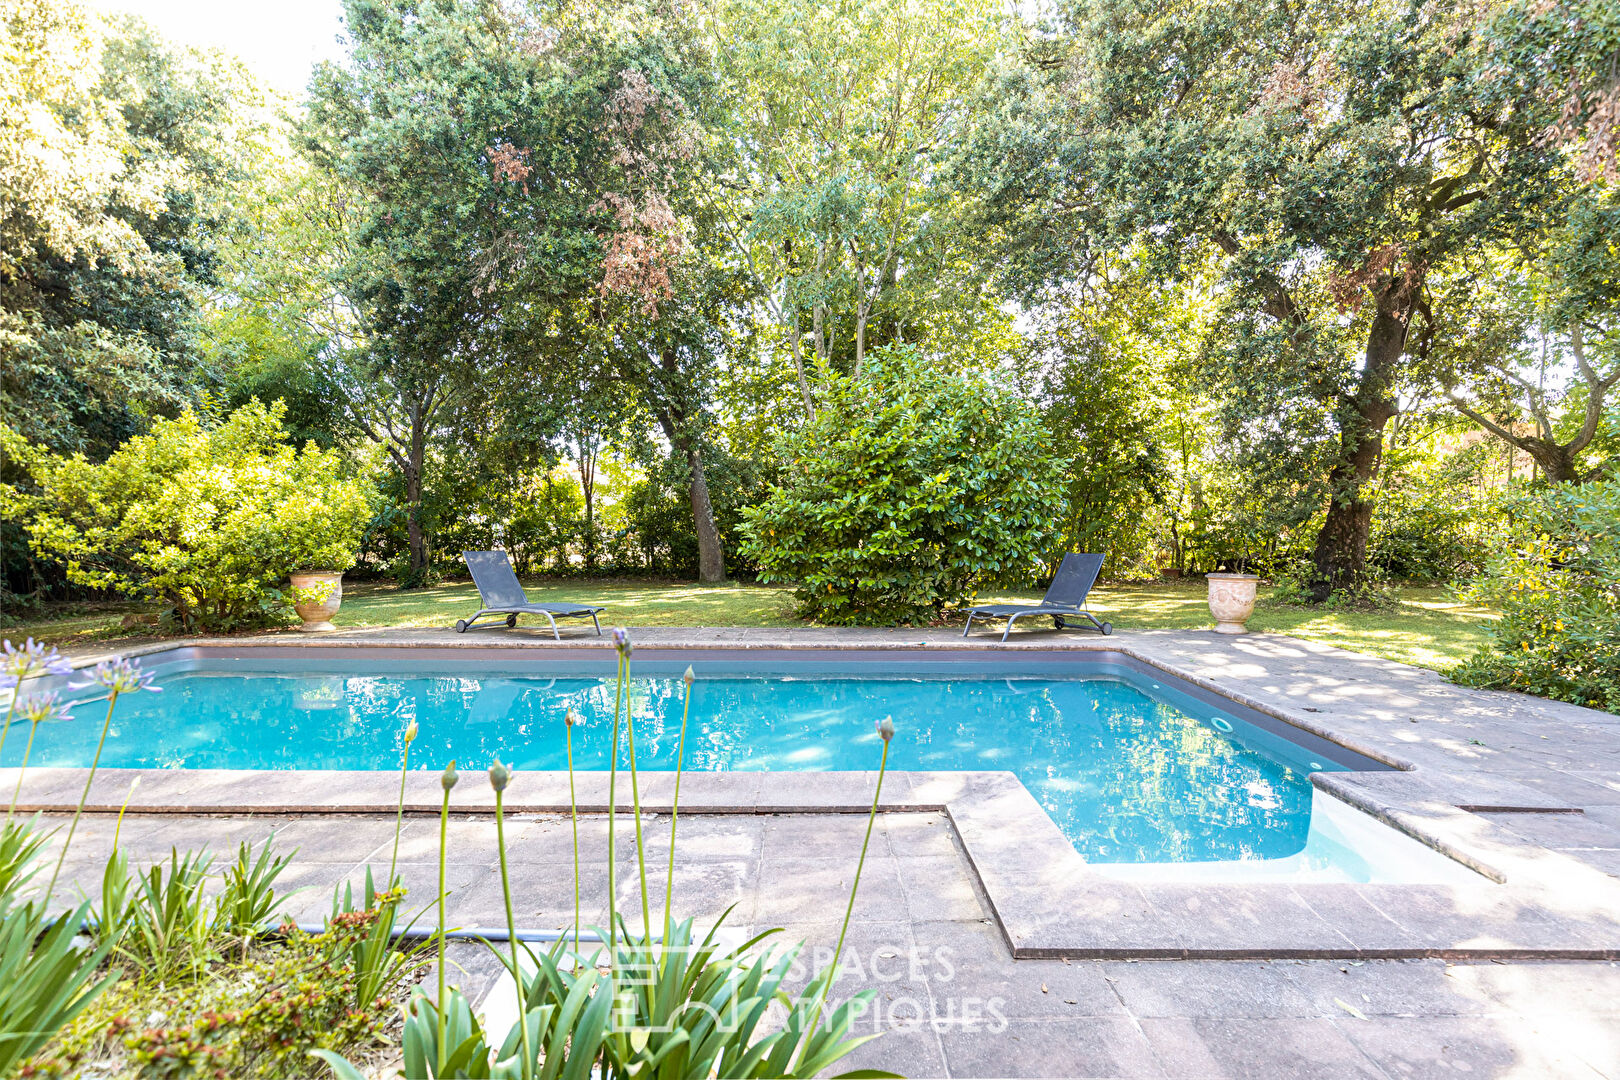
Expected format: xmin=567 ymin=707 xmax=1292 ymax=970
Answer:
xmin=86 ymin=0 xmax=346 ymax=93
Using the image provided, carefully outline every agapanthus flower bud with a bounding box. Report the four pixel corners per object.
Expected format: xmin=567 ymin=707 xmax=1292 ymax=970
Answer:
xmin=488 ymin=759 xmax=511 ymax=792
xmin=565 ymin=706 xmax=580 ymax=727
xmin=1 ymin=638 xmax=72 ymax=684
xmin=441 ymin=761 xmax=459 ymax=791
xmin=683 ymin=665 xmax=695 ymax=686
xmin=610 ymin=627 xmax=632 ymax=657
xmin=404 ymin=720 xmax=419 ymax=744
xmin=17 ymin=692 xmax=72 ymax=726
xmin=876 ymin=716 xmax=895 ymax=743
xmin=72 ymin=657 xmax=160 ymax=695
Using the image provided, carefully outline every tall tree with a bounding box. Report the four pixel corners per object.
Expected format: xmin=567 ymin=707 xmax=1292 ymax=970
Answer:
xmin=710 ymin=0 xmax=1005 ymax=419
xmin=303 ymin=0 xmax=622 ymax=581
xmin=0 ymin=0 xmax=268 ymax=458
xmin=1436 ymin=222 xmax=1620 ymax=482
xmin=966 ymin=0 xmax=1569 ymax=598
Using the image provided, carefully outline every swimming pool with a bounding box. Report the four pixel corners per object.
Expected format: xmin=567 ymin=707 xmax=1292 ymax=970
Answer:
xmin=11 ymin=647 xmax=1471 ymax=881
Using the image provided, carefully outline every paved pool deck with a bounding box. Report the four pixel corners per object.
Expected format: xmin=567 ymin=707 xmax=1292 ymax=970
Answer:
xmin=17 ymin=625 xmax=1620 ymax=1076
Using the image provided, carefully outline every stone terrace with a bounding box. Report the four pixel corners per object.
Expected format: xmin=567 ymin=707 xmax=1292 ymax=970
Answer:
xmin=23 ymin=626 xmax=1620 ymax=1076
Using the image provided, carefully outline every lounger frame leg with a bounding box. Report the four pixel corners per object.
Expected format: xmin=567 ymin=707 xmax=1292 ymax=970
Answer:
xmin=541 ymin=612 xmax=560 ymax=641
xmin=590 ymin=612 xmax=602 ymax=636
xmin=457 ymin=609 xmax=496 ymax=632
xmin=1002 ymin=612 xmax=1029 ymax=642
xmin=962 ymin=612 xmax=976 ymax=638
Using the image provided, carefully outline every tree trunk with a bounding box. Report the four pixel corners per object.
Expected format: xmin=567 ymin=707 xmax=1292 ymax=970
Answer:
xmin=578 ymin=435 xmax=597 ymax=571
xmin=1309 ymin=298 xmax=1404 ymax=601
xmin=403 ymin=451 xmax=428 ymax=585
xmin=786 ymin=316 xmax=816 ymax=421
xmin=655 ymin=395 xmax=726 ymax=583
xmin=686 ymin=445 xmax=726 ymax=583
xmin=1308 ymin=426 xmax=1382 ymax=599
xmin=1527 ymin=444 xmax=1584 ymax=483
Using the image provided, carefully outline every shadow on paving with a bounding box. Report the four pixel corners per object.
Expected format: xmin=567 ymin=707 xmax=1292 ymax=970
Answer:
xmin=32 ymin=809 xmax=1620 ymax=1078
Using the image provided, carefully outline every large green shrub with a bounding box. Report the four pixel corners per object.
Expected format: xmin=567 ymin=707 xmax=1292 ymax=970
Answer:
xmin=2 ymin=400 xmax=375 ymax=630
xmin=739 ymin=349 xmax=1064 ymax=625
xmin=1367 ymin=442 xmax=1499 ymax=584
xmin=1450 ymin=481 xmax=1620 ymax=713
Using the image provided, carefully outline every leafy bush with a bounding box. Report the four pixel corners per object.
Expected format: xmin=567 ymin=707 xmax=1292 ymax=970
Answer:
xmin=19 ymin=831 xmax=406 ymax=1080
xmin=1267 ymin=554 xmax=1399 ymax=611
xmin=1 ymin=400 xmax=375 ymax=630
xmin=1450 ymin=481 xmax=1620 ymax=712
xmin=740 ymin=349 xmax=1064 ymax=625
xmin=1368 ymin=442 xmax=1499 ymax=584
xmin=29 ymin=917 xmax=394 ymax=1080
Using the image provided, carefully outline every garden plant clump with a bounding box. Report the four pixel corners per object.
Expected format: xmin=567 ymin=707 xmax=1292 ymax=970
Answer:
xmin=1451 ymin=480 xmax=1620 ymax=712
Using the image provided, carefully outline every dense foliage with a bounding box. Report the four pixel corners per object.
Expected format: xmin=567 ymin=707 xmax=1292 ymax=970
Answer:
xmin=32 ymin=915 xmax=398 ymax=1079
xmin=1452 ymin=482 xmax=1620 ymax=712
xmin=0 ymin=1 xmax=265 ymax=459
xmin=741 ymin=349 xmax=1062 ymax=624
xmin=2 ymin=401 xmax=374 ymax=630
xmin=2 ymin=0 xmax=1618 ymax=705
xmin=962 ymin=0 xmax=1580 ymax=600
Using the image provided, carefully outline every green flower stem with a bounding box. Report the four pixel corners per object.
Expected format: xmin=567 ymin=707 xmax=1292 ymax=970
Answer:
xmin=624 ymin=693 xmax=651 ymax=944
xmin=802 ymin=736 xmax=890 ymax=1045
xmin=7 ymin=715 xmax=42 ymax=822
xmin=494 ymin=786 xmax=533 ymax=1079
xmin=112 ymin=778 xmax=140 ymax=851
xmin=0 ymin=695 xmax=18 ymax=777
xmin=46 ymin=690 xmax=119 ymax=902
xmin=389 ymin=733 xmax=412 ymax=884
xmin=663 ymin=676 xmax=693 ymax=942
xmin=435 ymin=774 xmax=452 ymax=1076
xmin=566 ymin=719 xmax=580 ymax=953
xmin=607 ymin=653 xmax=625 ymax=961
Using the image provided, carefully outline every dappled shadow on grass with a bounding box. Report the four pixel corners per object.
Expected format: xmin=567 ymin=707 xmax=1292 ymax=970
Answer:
xmin=335 ymin=578 xmax=800 ymax=629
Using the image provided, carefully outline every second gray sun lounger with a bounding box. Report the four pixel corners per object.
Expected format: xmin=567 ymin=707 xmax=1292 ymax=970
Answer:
xmin=455 ymin=550 xmax=604 ymax=639
xmin=962 ymin=552 xmax=1111 ymax=641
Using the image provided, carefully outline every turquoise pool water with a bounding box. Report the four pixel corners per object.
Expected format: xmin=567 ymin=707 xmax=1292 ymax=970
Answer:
xmin=12 ymin=663 xmax=1352 ymax=866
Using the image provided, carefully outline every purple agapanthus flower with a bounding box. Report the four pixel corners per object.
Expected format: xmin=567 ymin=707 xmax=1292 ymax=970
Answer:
xmin=610 ymin=627 xmax=633 ymax=658
xmin=1 ymin=638 xmax=73 ymax=685
xmin=17 ymin=692 xmax=74 ymax=727
xmin=72 ymin=657 xmax=162 ymax=695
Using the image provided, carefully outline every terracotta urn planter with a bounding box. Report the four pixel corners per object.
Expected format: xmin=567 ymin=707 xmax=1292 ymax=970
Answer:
xmin=289 ymin=570 xmax=344 ymax=633
xmin=1205 ymin=572 xmax=1259 ymax=635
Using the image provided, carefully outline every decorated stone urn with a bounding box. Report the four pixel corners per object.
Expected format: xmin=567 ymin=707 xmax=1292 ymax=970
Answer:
xmin=289 ymin=570 xmax=344 ymax=633
xmin=1205 ymin=572 xmax=1259 ymax=635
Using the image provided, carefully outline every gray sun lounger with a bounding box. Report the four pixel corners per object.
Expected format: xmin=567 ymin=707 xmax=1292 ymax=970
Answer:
xmin=962 ymin=552 xmax=1112 ymax=642
xmin=455 ymin=550 xmax=604 ymax=639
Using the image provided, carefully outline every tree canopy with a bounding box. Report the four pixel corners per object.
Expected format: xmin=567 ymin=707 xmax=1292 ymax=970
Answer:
xmin=3 ymin=0 xmax=1616 ymax=665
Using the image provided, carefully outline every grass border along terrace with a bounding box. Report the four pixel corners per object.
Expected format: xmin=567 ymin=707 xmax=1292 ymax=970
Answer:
xmin=10 ymin=579 xmax=1497 ymax=673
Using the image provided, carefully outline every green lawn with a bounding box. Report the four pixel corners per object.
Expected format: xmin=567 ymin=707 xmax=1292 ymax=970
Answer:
xmin=5 ymin=577 xmax=1495 ymax=671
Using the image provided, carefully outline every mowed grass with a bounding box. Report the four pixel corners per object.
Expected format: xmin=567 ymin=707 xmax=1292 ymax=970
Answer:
xmin=5 ymin=578 xmax=1495 ymax=671
xmin=1001 ymin=581 xmax=1496 ymax=671
xmin=336 ymin=578 xmax=802 ymax=629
